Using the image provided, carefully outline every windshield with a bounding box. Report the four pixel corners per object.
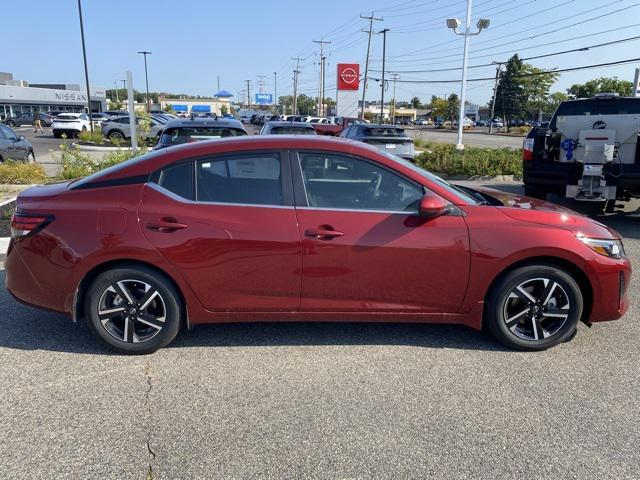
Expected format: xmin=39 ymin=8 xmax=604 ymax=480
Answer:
xmin=377 ymin=149 xmax=480 ymax=205
xmin=363 ymin=127 xmax=407 ymax=137
xmin=271 ymin=126 xmax=316 ymax=135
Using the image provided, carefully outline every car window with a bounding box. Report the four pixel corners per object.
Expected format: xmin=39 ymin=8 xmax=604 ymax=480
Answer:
xmin=116 ymin=117 xmax=130 ymax=124
xmin=271 ymin=126 xmax=315 ymax=135
xmin=158 ymin=161 xmax=194 ymax=200
xmin=298 ymin=152 xmax=423 ymax=212
xmin=196 ymin=153 xmax=282 ymax=205
xmin=363 ymin=127 xmax=407 ymax=137
xmin=160 ymin=126 xmax=246 ymax=146
xmin=0 ymin=125 xmax=9 ymax=139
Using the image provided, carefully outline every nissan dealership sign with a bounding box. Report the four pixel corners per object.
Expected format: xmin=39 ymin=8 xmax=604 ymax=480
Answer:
xmin=337 ymin=64 xmax=360 ymax=90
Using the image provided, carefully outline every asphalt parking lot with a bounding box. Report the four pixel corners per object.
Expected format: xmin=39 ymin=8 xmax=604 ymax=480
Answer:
xmin=1 ymin=183 xmax=638 ymax=479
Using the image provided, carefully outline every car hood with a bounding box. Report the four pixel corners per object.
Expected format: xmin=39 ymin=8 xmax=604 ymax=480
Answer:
xmin=472 ymin=185 xmax=621 ymax=240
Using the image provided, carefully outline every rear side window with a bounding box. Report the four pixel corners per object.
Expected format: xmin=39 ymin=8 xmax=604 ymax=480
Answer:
xmin=158 ymin=162 xmax=194 ymax=200
xmin=196 ymin=153 xmax=282 ymax=205
xmin=554 ymin=99 xmax=640 ymax=117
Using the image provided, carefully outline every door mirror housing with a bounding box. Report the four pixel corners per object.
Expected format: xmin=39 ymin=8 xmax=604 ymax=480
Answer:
xmin=18 ymin=135 xmax=25 ymax=141
xmin=418 ymin=193 xmax=449 ymax=218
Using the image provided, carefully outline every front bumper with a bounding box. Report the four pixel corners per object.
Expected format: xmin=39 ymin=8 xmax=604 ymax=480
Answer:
xmin=587 ymin=254 xmax=631 ymax=323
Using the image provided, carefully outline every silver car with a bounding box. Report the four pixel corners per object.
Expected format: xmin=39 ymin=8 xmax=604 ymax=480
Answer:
xmin=100 ymin=115 xmax=165 ymax=141
xmin=340 ymin=124 xmax=416 ymax=161
xmin=0 ymin=124 xmax=35 ymax=162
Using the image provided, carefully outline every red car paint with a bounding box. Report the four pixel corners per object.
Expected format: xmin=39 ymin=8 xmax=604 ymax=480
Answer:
xmin=4 ymin=136 xmax=631 ymax=331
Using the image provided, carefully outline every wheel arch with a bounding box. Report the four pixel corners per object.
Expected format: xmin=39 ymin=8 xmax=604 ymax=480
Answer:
xmin=483 ymin=255 xmax=593 ymax=327
xmin=73 ymin=258 xmax=189 ymax=329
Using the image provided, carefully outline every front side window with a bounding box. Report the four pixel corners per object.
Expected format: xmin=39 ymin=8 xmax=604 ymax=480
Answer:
xmin=197 ymin=153 xmax=282 ymax=205
xmin=298 ymin=152 xmax=423 ymax=212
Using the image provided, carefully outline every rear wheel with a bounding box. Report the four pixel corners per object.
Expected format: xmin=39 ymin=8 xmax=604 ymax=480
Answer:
xmin=486 ymin=264 xmax=583 ymax=350
xmin=6 ymin=120 xmax=16 ymax=127
xmin=108 ymin=130 xmax=125 ymax=140
xmin=85 ymin=266 xmax=181 ymax=354
xmin=26 ymin=151 xmax=35 ymax=163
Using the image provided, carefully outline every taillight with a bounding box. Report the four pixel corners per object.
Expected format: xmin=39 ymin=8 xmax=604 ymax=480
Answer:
xmin=10 ymin=213 xmax=54 ymax=238
xmin=523 ymin=137 xmax=534 ymax=161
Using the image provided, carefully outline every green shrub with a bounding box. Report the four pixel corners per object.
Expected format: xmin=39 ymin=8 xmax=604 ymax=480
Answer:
xmin=517 ymin=126 xmax=530 ymax=135
xmin=78 ymin=130 xmax=105 ymax=144
xmin=0 ymin=160 xmax=47 ymax=184
xmin=59 ymin=144 xmax=145 ymax=179
xmin=100 ymin=148 xmax=145 ymax=169
xmin=415 ymin=142 xmax=522 ymax=178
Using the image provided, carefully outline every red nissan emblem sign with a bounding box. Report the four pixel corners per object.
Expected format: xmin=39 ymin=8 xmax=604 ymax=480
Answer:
xmin=337 ymin=64 xmax=360 ymax=90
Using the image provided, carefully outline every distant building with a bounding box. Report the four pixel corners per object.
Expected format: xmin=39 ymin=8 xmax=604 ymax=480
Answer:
xmin=158 ymin=90 xmax=233 ymax=115
xmin=0 ymin=72 xmax=106 ymax=120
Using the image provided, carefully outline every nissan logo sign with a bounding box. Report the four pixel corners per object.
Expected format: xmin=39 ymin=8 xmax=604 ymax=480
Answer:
xmin=340 ymin=68 xmax=358 ymax=84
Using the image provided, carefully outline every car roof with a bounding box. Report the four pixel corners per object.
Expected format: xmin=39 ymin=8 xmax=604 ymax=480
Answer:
xmin=162 ymin=118 xmax=245 ymax=129
xmin=266 ymin=121 xmax=314 ymax=128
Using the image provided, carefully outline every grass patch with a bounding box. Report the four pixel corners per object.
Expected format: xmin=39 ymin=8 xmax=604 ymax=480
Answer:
xmin=77 ymin=130 xmax=106 ymax=144
xmin=0 ymin=161 xmax=47 ymax=184
xmin=59 ymin=144 xmax=145 ymax=180
xmin=415 ymin=141 xmax=522 ymax=178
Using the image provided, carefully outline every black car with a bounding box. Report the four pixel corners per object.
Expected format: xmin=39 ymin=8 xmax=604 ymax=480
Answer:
xmin=258 ymin=121 xmax=317 ymax=135
xmin=154 ymin=118 xmax=247 ymax=150
xmin=340 ymin=124 xmax=416 ymax=161
xmin=4 ymin=112 xmax=53 ymax=127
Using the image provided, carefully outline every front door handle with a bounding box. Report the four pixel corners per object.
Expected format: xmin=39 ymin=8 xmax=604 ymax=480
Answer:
xmin=146 ymin=217 xmax=188 ymax=232
xmin=304 ymin=227 xmax=344 ymax=239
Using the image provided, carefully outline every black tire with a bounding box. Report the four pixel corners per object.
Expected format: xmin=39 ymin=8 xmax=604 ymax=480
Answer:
xmin=486 ymin=264 xmax=583 ymax=351
xmin=26 ymin=151 xmax=35 ymax=163
xmin=108 ymin=130 xmax=125 ymax=140
xmin=6 ymin=120 xmax=16 ymax=127
xmin=524 ymin=184 xmax=546 ymax=200
xmin=85 ymin=266 xmax=182 ymax=354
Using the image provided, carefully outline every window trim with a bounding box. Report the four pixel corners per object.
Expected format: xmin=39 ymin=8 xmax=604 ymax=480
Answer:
xmin=291 ymin=149 xmax=425 ymax=213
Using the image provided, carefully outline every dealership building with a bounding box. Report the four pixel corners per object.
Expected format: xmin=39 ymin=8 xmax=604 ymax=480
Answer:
xmin=158 ymin=90 xmax=233 ymax=115
xmin=0 ymin=72 xmax=107 ymax=121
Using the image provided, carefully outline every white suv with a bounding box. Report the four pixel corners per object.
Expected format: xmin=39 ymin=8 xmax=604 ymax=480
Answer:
xmin=52 ymin=113 xmax=92 ymax=138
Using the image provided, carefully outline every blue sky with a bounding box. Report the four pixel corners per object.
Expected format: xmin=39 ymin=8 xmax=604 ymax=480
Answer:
xmin=5 ymin=0 xmax=640 ymax=106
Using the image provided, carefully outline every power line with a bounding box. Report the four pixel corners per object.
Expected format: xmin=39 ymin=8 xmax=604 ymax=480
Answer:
xmin=370 ymin=57 xmax=640 ymax=84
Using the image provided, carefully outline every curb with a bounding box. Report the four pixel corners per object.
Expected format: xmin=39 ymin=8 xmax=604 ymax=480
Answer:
xmin=71 ymin=142 xmax=153 ymax=152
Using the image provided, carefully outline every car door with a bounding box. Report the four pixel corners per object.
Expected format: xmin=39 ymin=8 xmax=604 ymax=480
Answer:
xmin=139 ymin=150 xmax=302 ymax=312
xmin=292 ymin=150 xmax=470 ymax=313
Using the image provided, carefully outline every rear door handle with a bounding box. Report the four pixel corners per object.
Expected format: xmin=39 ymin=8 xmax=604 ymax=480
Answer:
xmin=304 ymin=228 xmax=344 ymax=239
xmin=146 ymin=217 xmax=188 ymax=232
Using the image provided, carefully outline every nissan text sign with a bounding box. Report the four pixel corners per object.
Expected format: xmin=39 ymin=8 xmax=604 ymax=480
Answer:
xmin=255 ymin=93 xmax=273 ymax=105
xmin=337 ymin=64 xmax=360 ymax=90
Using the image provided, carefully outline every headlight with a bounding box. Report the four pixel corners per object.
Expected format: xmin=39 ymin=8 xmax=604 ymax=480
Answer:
xmin=577 ymin=236 xmax=625 ymax=259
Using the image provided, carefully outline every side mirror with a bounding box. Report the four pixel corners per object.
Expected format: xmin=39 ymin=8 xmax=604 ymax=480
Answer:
xmin=18 ymin=135 xmax=25 ymax=141
xmin=418 ymin=193 xmax=449 ymax=218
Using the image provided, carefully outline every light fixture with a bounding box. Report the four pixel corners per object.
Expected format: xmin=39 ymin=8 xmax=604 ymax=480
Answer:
xmin=477 ymin=18 xmax=490 ymax=31
xmin=446 ymin=18 xmax=461 ymax=30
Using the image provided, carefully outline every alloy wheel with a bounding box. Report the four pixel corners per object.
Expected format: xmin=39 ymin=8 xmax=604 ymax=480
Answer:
xmin=502 ymin=277 xmax=571 ymax=341
xmin=97 ymin=279 xmax=166 ymax=344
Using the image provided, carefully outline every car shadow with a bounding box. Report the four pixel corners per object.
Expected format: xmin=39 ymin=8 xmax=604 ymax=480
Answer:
xmin=0 ymin=274 xmax=505 ymax=355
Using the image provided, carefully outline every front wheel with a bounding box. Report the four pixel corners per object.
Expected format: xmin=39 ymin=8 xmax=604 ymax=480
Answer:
xmin=85 ymin=266 xmax=182 ymax=354
xmin=486 ymin=264 xmax=583 ymax=350
xmin=6 ymin=120 xmax=16 ymax=127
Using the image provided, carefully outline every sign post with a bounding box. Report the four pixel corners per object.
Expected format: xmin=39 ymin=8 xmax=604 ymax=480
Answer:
xmin=126 ymin=70 xmax=137 ymax=151
xmin=336 ymin=64 xmax=360 ymax=118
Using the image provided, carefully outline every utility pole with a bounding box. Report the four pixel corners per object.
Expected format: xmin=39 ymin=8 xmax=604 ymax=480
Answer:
xmin=257 ymin=75 xmax=267 ymax=94
xmin=360 ymin=12 xmax=383 ymax=118
xmin=273 ymin=72 xmax=278 ymax=113
xmin=217 ymin=75 xmax=220 ymax=92
xmin=77 ymin=0 xmax=93 ymax=132
xmin=391 ymin=73 xmax=399 ymax=124
xmin=137 ymin=51 xmax=152 ymax=112
xmin=379 ymin=28 xmax=389 ymax=124
xmin=313 ymin=40 xmax=331 ymax=116
xmin=245 ymin=79 xmax=252 ymax=112
xmin=114 ymin=80 xmax=119 ymax=102
xmin=291 ymin=57 xmax=304 ymax=115
xmin=489 ymin=62 xmax=502 ymax=133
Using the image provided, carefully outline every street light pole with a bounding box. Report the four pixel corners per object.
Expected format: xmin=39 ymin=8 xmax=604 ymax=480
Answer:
xmin=77 ymin=0 xmax=93 ymax=132
xmin=446 ymin=1 xmax=490 ymax=150
xmin=273 ymin=72 xmax=277 ymax=113
xmin=137 ymin=51 xmax=152 ymax=112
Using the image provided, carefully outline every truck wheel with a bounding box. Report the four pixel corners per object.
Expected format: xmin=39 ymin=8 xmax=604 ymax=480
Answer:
xmin=524 ymin=185 xmax=546 ymax=200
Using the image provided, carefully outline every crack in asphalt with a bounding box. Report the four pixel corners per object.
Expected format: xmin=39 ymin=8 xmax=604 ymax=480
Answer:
xmin=144 ymin=360 xmax=156 ymax=480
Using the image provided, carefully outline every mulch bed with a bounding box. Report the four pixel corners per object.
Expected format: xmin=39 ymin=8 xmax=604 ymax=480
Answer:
xmin=0 ymin=201 xmax=15 ymax=237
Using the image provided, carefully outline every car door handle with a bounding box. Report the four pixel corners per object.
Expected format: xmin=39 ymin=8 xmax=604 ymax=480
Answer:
xmin=146 ymin=217 xmax=188 ymax=232
xmin=304 ymin=227 xmax=344 ymax=239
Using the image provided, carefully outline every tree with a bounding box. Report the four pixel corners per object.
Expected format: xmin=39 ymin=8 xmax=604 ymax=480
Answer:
xmin=410 ymin=96 xmax=422 ymax=109
xmin=219 ymin=104 xmax=228 ymax=115
xmin=429 ymin=96 xmax=448 ymax=119
xmin=109 ymin=99 xmax=123 ymax=111
xmin=567 ymin=76 xmax=633 ymax=98
xmin=446 ymin=94 xmax=460 ymax=121
xmin=546 ymin=91 xmax=569 ymax=114
xmin=493 ymin=54 xmax=528 ymax=129
xmin=163 ymin=104 xmax=175 ymax=114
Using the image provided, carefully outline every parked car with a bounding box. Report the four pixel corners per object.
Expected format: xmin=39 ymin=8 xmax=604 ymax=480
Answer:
xmin=100 ymin=115 xmax=165 ymax=141
xmin=490 ymin=119 xmax=504 ymax=128
xmin=452 ymin=117 xmax=475 ymax=129
xmin=104 ymin=110 xmax=129 ymax=118
xmin=154 ymin=118 xmax=247 ymax=150
xmin=5 ymin=136 xmax=630 ymax=354
xmin=4 ymin=112 xmax=53 ymax=127
xmin=90 ymin=113 xmax=109 ymax=127
xmin=312 ymin=116 xmax=368 ymax=136
xmin=341 ymin=124 xmax=415 ymax=161
xmin=52 ymin=113 xmax=92 ymax=138
xmin=259 ymin=121 xmax=317 ymax=135
xmin=0 ymin=124 xmax=35 ymax=162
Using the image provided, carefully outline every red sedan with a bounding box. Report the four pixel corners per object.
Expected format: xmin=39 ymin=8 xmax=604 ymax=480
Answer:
xmin=5 ymin=136 xmax=631 ymax=354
